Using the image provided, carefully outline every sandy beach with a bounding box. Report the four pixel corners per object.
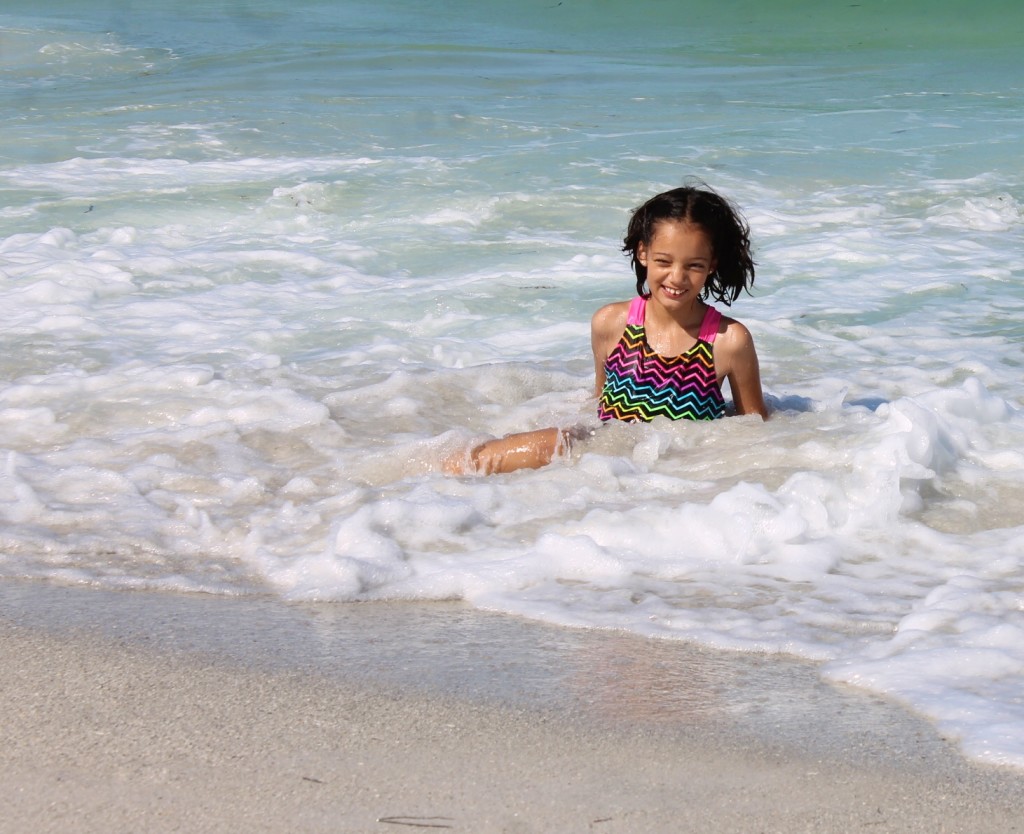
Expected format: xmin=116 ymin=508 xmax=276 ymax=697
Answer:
xmin=1 ymin=580 xmax=1023 ymax=833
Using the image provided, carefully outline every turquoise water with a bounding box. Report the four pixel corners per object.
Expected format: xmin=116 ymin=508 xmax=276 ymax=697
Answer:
xmin=2 ymin=0 xmax=1024 ymax=766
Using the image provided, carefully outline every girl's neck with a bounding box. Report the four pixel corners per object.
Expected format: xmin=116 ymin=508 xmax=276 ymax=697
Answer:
xmin=643 ymin=296 xmax=707 ymax=355
xmin=646 ymin=294 xmax=706 ymax=331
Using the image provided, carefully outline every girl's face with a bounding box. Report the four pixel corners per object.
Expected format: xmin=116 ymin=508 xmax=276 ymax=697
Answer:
xmin=637 ymin=220 xmax=716 ymax=310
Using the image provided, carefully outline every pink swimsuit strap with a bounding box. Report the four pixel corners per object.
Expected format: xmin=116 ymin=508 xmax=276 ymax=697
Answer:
xmin=626 ymin=297 xmax=722 ymax=344
xmin=698 ymin=305 xmax=722 ymax=344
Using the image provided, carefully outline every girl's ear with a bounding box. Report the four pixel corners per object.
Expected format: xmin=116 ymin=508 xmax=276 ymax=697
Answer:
xmin=637 ymin=241 xmax=648 ymax=267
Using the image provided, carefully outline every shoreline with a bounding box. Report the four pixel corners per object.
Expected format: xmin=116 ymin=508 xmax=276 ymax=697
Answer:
xmin=3 ymin=579 xmax=1024 ymax=832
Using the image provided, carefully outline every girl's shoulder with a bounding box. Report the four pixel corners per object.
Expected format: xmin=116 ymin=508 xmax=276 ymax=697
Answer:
xmin=591 ymin=300 xmax=633 ymax=363
xmin=591 ymin=299 xmax=632 ymax=334
xmin=711 ymin=311 xmax=758 ymax=361
xmin=714 ymin=311 xmax=754 ymax=341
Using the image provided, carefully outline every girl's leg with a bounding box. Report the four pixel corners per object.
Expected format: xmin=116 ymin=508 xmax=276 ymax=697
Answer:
xmin=446 ymin=427 xmax=568 ymax=475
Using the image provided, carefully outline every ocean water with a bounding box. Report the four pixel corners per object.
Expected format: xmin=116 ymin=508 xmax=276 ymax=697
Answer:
xmin=2 ymin=0 xmax=1024 ymax=766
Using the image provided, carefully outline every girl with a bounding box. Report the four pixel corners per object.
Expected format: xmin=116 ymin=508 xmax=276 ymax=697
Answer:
xmin=449 ymin=185 xmax=767 ymax=475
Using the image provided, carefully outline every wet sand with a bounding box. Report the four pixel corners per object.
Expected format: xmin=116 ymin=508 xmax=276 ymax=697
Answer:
xmin=2 ymin=580 xmax=1023 ymax=833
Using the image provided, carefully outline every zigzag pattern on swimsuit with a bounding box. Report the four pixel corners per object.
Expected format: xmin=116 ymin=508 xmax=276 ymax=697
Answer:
xmin=598 ymin=314 xmax=725 ymax=422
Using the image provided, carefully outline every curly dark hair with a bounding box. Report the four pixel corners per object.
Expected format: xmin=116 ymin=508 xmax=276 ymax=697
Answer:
xmin=622 ymin=184 xmax=755 ymax=305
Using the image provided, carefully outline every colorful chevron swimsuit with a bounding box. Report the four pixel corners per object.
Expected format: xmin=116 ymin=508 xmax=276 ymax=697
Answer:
xmin=598 ymin=296 xmax=725 ymax=422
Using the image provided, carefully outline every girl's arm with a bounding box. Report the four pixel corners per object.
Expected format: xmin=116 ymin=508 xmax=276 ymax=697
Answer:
xmin=718 ymin=319 xmax=768 ymax=419
xmin=445 ymin=302 xmax=629 ymax=477
xmin=590 ymin=302 xmax=629 ymax=396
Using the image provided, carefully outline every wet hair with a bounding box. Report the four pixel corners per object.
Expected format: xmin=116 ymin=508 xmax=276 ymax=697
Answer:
xmin=622 ymin=184 xmax=755 ymax=305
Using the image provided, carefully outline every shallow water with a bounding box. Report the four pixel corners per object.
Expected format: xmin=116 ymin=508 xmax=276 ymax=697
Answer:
xmin=2 ymin=0 xmax=1024 ymax=767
